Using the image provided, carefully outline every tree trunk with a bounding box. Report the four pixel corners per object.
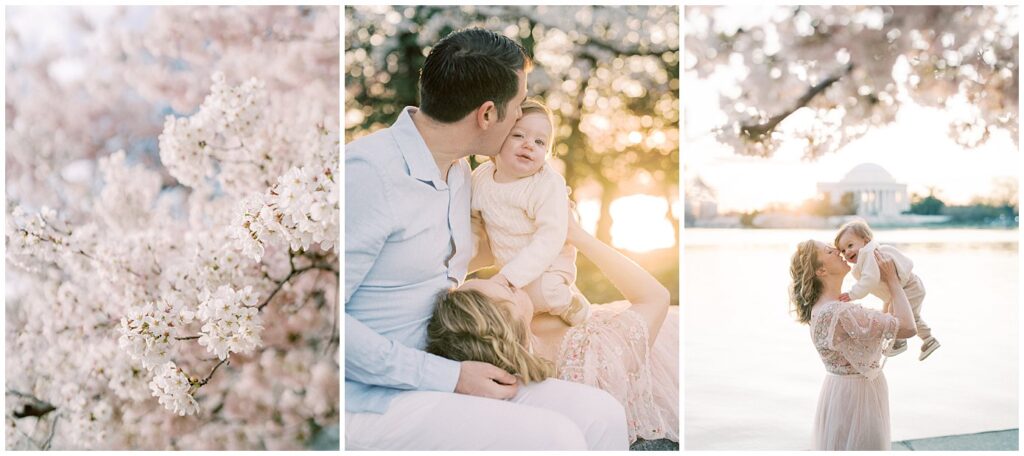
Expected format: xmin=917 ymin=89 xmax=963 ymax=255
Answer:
xmin=662 ymin=183 xmax=680 ymax=247
xmin=596 ymin=178 xmax=616 ymax=244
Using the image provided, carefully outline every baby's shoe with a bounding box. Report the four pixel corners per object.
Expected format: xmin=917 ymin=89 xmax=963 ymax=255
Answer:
xmin=919 ymin=336 xmax=940 ymax=361
xmin=884 ymin=339 xmax=907 ymax=357
xmin=560 ymin=293 xmax=591 ymax=326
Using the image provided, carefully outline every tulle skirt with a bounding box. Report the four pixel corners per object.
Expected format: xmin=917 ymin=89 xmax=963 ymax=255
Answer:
xmin=649 ymin=306 xmax=679 ymax=442
xmin=813 ymin=371 xmax=890 ymax=450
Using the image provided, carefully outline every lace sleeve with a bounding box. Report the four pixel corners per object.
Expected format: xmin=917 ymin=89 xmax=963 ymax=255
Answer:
xmin=827 ymin=303 xmax=899 ymax=380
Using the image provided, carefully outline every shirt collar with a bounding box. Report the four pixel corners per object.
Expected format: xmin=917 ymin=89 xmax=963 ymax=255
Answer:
xmin=392 ymin=106 xmax=446 ymax=189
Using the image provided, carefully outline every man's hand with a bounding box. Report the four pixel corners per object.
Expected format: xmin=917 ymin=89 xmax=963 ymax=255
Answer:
xmin=454 ymin=361 xmax=518 ymax=400
xmin=838 ymin=292 xmax=851 ymax=302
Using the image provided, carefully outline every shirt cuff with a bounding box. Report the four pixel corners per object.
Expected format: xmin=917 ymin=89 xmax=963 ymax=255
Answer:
xmin=420 ymin=353 xmax=461 ymax=393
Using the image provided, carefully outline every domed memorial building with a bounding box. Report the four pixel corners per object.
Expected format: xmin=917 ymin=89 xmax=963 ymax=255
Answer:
xmin=817 ymin=163 xmax=910 ymax=217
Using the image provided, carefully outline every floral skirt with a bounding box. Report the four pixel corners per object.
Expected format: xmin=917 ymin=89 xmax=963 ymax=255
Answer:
xmin=556 ymin=302 xmax=679 ymax=443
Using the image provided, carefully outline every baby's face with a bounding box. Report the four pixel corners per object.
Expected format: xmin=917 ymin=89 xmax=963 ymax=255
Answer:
xmin=494 ymin=113 xmax=551 ymax=179
xmin=837 ymin=231 xmax=868 ymax=264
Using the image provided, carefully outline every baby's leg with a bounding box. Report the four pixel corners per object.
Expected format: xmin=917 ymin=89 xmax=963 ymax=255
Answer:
xmin=524 ymin=274 xmax=591 ymax=326
xmin=905 ymin=278 xmax=930 ymax=340
xmin=547 ymin=243 xmax=590 ymax=325
xmin=908 ymin=293 xmax=930 ymax=340
xmin=523 ymin=273 xmax=567 ymax=315
xmin=524 ymin=243 xmax=578 ymax=314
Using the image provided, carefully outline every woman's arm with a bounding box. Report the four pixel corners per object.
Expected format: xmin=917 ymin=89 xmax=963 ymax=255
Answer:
xmin=566 ymin=213 xmax=670 ymax=344
xmin=468 ymin=211 xmax=496 ymax=273
xmin=875 ymin=250 xmax=916 ymax=339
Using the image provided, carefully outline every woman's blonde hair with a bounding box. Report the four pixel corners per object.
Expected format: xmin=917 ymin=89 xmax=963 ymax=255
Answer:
xmin=834 ymin=219 xmax=874 ymax=248
xmin=426 ymin=288 xmax=555 ymax=383
xmin=520 ymin=98 xmax=554 ymax=155
xmin=790 ymin=240 xmax=823 ymax=324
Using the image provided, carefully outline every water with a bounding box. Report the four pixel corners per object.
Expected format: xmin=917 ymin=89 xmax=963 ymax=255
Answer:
xmin=684 ymin=228 xmax=1019 ymax=450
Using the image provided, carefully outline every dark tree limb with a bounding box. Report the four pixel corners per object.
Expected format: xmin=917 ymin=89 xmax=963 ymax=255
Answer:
xmin=740 ymin=62 xmax=854 ymax=141
xmin=7 ymin=390 xmax=57 ymax=419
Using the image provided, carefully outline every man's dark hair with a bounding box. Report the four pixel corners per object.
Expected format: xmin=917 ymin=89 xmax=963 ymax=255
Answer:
xmin=419 ymin=28 xmax=531 ymax=123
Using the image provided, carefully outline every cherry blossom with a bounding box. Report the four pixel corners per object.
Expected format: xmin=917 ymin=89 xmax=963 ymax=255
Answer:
xmin=6 ymin=6 xmax=339 ymax=450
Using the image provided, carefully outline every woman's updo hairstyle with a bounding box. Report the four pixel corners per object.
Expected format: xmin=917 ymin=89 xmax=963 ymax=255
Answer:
xmin=790 ymin=240 xmax=823 ymax=324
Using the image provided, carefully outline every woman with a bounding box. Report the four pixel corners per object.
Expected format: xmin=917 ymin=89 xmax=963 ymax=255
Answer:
xmin=426 ymin=210 xmax=679 ymax=444
xmin=789 ymin=240 xmax=917 ymax=450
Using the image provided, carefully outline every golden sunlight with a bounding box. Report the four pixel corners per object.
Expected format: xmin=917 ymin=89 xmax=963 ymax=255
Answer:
xmin=577 ymin=194 xmax=677 ymax=253
xmin=610 ymin=194 xmax=676 ymax=252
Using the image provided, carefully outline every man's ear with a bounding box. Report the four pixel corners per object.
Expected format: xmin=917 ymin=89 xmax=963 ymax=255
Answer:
xmin=475 ymin=101 xmax=497 ymax=130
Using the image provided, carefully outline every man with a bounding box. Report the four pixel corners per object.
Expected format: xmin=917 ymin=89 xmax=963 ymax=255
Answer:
xmin=345 ymin=28 xmax=628 ymax=450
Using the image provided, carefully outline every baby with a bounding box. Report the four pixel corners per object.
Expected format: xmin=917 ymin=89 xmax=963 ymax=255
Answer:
xmin=471 ymin=99 xmax=590 ymax=326
xmin=835 ymin=220 xmax=939 ymax=360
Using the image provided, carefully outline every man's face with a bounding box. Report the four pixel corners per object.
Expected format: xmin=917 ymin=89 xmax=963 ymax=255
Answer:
xmin=479 ymin=70 xmax=528 ymax=157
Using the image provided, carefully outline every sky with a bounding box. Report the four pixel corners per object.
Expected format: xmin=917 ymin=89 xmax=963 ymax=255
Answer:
xmin=685 ymin=93 xmax=1019 ymax=213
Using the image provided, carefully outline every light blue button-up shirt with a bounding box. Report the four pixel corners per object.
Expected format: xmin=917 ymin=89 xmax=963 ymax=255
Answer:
xmin=345 ymin=107 xmax=473 ymax=413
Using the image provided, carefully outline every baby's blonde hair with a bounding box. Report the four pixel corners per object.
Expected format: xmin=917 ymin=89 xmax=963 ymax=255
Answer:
xmin=520 ymin=98 xmax=554 ymax=156
xmin=834 ymin=219 xmax=874 ymax=249
xmin=426 ymin=288 xmax=555 ymax=383
xmin=790 ymin=240 xmax=822 ymax=325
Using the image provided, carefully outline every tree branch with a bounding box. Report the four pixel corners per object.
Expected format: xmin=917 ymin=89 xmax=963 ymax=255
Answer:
xmin=42 ymin=415 xmax=59 ymax=450
xmin=196 ymin=358 xmax=229 ymax=388
xmin=7 ymin=390 xmax=57 ymax=419
xmin=257 ymin=262 xmax=337 ymax=311
xmin=740 ymin=62 xmax=854 ymax=141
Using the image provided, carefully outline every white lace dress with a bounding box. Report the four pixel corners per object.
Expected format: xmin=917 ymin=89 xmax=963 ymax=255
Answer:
xmin=809 ymin=300 xmax=899 ymax=450
xmin=555 ymin=301 xmax=679 ymax=443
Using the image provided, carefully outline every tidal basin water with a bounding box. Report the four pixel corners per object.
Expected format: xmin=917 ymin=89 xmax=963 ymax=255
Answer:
xmin=685 ymin=228 xmax=1019 ymax=450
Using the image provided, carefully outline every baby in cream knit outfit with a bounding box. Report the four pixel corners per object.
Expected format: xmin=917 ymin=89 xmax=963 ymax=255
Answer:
xmin=835 ymin=219 xmax=939 ymax=361
xmin=471 ymin=99 xmax=591 ymax=326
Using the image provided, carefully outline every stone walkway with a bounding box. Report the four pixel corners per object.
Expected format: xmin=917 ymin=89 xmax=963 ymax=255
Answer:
xmin=893 ymin=429 xmax=1018 ymax=451
xmin=631 ymin=438 xmax=679 ymax=451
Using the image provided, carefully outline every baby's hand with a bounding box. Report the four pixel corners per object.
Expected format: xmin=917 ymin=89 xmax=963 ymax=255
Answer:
xmin=839 ymin=293 xmax=851 ymax=302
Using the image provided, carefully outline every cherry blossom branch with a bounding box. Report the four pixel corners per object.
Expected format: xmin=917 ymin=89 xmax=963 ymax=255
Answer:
xmin=15 ymin=227 xmax=145 ymax=279
xmin=257 ymin=259 xmax=337 ymax=311
xmin=174 ymin=256 xmax=337 ymax=340
xmin=740 ymin=62 xmax=854 ymax=141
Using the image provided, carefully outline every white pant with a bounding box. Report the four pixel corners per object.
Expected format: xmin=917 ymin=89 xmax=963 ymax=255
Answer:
xmin=345 ymin=378 xmax=628 ymax=450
